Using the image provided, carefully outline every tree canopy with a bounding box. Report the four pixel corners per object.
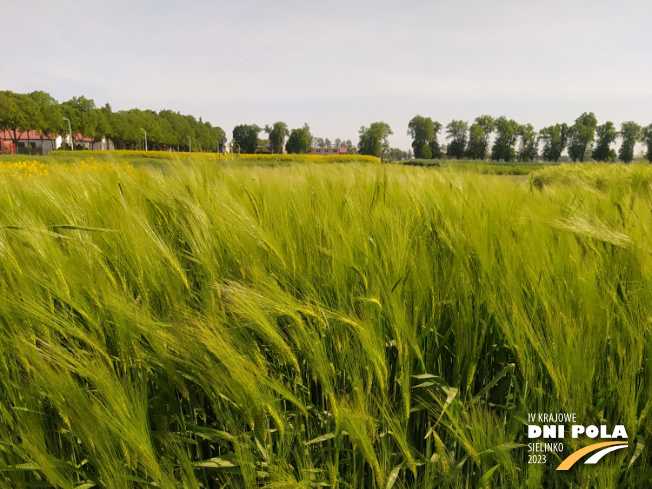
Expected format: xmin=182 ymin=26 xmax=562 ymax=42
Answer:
xmin=285 ymin=127 xmax=311 ymax=154
xmin=465 ymin=115 xmax=494 ymax=160
xmin=0 ymin=90 xmax=226 ymax=152
xmin=642 ymin=124 xmax=652 ymax=163
xmin=28 ymin=91 xmax=63 ymax=142
xmin=0 ymin=91 xmax=39 ymax=146
xmin=618 ymin=121 xmax=641 ymax=163
xmin=539 ymin=123 xmax=568 ymax=162
xmin=445 ymin=120 xmax=468 ymax=159
xmin=358 ymin=122 xmax=393 ymax=159
xmin=428 ymin=122 xmax=443 ymax=159
xmin=491 ymin=117 xmax=520 ymax=162
xmin=592 ymin=121 xmax=617 ymax=162
xmin=407 ymin=115 xmax=435 ymax=159
xmin=232 ymin=124 xmax=261 ymax=154
xmin=567 ymin=112 xmax=597 ymax=162
xmin=265 ymin=122 xmax=289 ymax=154
xmin=517 ymin=123 xmax=538 ymax=162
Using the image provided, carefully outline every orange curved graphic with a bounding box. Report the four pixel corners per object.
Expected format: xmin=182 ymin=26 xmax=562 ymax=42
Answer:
xmin=556 ymin=442 xmax=628 ymax=470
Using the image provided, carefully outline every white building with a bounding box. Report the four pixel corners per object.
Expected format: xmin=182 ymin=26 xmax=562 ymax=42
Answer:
xmin=0 ymin=130 xmax=62 ymax=155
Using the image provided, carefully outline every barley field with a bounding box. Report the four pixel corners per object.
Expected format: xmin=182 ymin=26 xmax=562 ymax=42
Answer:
xmin=0 ymin=156 xmax=649 ymax=488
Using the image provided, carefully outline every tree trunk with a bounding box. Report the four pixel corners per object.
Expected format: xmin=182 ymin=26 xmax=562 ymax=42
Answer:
xmin=10 ymin=127 xmax=21 ymax=148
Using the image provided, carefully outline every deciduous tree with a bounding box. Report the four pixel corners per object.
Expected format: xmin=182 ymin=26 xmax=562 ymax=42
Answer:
xmin=429 ymin=122 xmax=443 ymax=159
xmin=491 ymin=116 xmax=519 ymax=162
xmin=539 ymin=123 xmax=568 ymax=162
xmin=592 ymin=121 xmax=617 ymax=162
xmin=358 ymin=122 xmax=393 ymax=159
xmin=28 ymin=91 xmax=63 ymax=150
xmin=466 ymin=115 xmax=494 ymax=160
xmin=388 ymin=147 xmax=409 ymax=161
xmin=0 ymin=91 xmax=39 ymax=147
xmin=344 ymin=139 xmax=356 ymax=154
xmin=407 ymin=115 xmax=434 ymax=159
xmin=232 ymin=124 xmax=261 ymax=154
xmin=618 ymin=121 xmax=641 ymax=163
xmin=445 ymin=120 xmax=468 ymax=159
xmin=517 ymin=123 xmax=538 ymax=162
xmin=61 ymin=96 xmax=100 ymax=147
xmin=159 ymin=110 xmax=193 ymax=150
xmin=265 ymin=122 xmax=289 ymax=153
xmin=567 ymin=112 xmax=597 ymax=162
xmin=642 ymin=124 xmax=652 ymax=163
xmin=285 ymin=127 xmax=311 ymax=154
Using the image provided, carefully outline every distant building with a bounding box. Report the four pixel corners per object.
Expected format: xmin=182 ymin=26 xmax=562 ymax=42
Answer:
xmin=61 ymin=132 xmax=112 ymax=151
xmin=0 ymin=130 xmax=62 ymax=155
xmin=309 ymin=147 xmax=347 ymax=156
xmin=83 ymin=135 xmax=113 ymax=151
xmin=0 ymin=131 xmax=114 ymax=154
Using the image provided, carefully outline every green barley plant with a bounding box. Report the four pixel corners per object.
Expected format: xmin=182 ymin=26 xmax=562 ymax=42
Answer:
xmin=0 ymin=158 xmax=649 ymax=488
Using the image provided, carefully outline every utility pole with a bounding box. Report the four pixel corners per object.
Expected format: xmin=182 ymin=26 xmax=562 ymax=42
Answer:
xmin=63 ymin=117 xmax=73 ymax=151
xmin=141 ymin=128 xmax=147 ymax=152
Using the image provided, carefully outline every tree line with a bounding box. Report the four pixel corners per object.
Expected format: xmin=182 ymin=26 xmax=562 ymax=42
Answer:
xmin=229 ymin=122 xmax=359 ymax=155
xmin=3 ymin=90 xmax=650 ymax=162
xmin=229 ymin=121 xmax=403 ymax=159
xmin=232 ymin=114 xmax=652 ymax=163
xmin=0 ymin=91 xmax=402 ymax=159
xmin=0 ymin=91 xmax=226 ymax=152
xmin=407 ymin=113 xmax=652 ymax=163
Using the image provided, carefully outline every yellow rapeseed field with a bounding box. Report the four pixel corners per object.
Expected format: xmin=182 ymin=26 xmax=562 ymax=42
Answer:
xmin=0 ymin=160 xmax=50 ymax=178
xmin=50 ymin=149 xmax=382 ymax=164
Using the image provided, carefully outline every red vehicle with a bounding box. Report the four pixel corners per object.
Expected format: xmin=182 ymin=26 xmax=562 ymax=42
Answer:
xmin=0 ymin=140 xmax=16 ymax=155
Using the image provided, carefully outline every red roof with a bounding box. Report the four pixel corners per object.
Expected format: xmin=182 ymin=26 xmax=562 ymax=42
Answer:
xmin=75 ymin=134 xmax=95 ymax=142
xmin=0 ymin=130 xmax=57 ymax=140
xmin=0 ymin=130 xmax=94 ymax=142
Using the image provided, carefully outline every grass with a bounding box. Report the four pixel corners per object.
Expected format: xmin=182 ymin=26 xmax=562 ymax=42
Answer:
xmin=0 ymin=158 xmax=649 ymax=488
xmin=531 ymin=161 xmax=652 ymax=191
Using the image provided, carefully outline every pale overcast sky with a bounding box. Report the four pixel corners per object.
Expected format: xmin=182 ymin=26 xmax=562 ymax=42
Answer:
xmin=2 ymin=0 xmax=651 ymax=150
